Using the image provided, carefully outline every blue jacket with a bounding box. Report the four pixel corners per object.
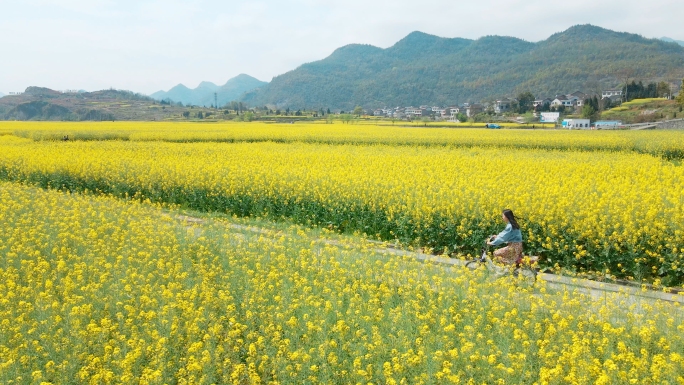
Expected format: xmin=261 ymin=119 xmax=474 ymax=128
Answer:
xmin=491 ymin=223 xmax=522 ymax=246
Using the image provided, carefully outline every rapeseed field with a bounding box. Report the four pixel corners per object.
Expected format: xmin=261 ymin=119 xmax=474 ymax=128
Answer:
xmin=1 ymin=122 xmax=683 ymax=285
xmin=0 ymin=182 xmax=682 ymax=384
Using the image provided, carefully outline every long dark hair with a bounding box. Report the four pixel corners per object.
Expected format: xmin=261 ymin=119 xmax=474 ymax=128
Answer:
xmin=503 ymin=209 xmax=520 ymax=230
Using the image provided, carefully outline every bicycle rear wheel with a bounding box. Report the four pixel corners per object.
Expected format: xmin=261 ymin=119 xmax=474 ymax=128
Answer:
xmin=465 ymin=260 xmax=483 ymax=270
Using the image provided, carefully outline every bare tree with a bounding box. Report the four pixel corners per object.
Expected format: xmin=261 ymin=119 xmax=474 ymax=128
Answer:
xmin=616 ymin=68 xmax=635 ymax=102
xmin=583 ymin=79 xmax=602 ymax=99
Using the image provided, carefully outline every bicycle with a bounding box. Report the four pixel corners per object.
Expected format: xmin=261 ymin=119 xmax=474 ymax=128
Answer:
xmin=465 ymin=237 xmax=539 ymax=284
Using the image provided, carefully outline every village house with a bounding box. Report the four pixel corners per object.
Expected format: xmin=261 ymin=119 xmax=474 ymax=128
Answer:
xmin=602 ymin=89 xmax=623 ymax=99
xmin=533 ymin=98 xmax=552 ymax=108
xmin=602 ymin=94 xmax=622 ymax=106
xmin=494 ymin=98 xmax=514 ymax=114
xmin=570 ymin=92 xmax=587 ymax=107
xmin=436 ymin=108 xmax=448 ymax=118
xmin=405 ymin=106 xmax=422 ymax=116
xmin=466 ymin=104 xmax=484 ymax=118
xmin=570 ymin=91 xmax=587 ymax=100
xmin=551 ymin=94 xmax=580 ymax=109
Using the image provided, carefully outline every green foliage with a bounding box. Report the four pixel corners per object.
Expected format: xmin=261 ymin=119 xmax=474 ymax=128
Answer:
xmin=522 ymin=112 xmax=538 ymax=124
xmin=581 ymin=104 xmax=597 ymax=121
xmin=516 ymin=91 xmax=535 ymax=113
xmin=339 ymin=114 xmax=353 ymax=124
xmin=623 ymin=81 xmax=666 ymax=102
xmin=472 ymin=112 xmax=491 ymax=123
xmin=241 ymin=111 xmax=254 ymax=122
xmin=353 ymin=106 xmax=364 ymax=116
xmin=657 ymin=81 xmax=671 ymax=97
xmin=677 ymin=79 xmax=684 ymax=106
xmin=457 ymin=113 xmax=468 ymax=122
xmin=581 ymin=96 xmax=601 ymax=122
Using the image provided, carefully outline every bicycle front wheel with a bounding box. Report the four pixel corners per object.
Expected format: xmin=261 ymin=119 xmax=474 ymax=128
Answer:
xmin=515 ymin=267 xmax=537 ymax=284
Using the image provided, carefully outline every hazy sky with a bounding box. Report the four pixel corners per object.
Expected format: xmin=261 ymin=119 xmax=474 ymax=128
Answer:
xmin=1 ymin=0 xmax=682 ymax=95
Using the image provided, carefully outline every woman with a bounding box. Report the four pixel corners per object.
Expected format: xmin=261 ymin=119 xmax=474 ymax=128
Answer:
xmin=487 ymin=209 xmax=523 ymax=265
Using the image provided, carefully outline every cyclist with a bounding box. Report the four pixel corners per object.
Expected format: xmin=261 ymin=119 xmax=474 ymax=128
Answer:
xmin=486 ymin=209 xmax=523 ymax=275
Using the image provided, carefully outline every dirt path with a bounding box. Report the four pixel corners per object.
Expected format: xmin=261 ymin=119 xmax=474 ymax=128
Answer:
xmin=174 ymin=214 xmax=683 ymax=305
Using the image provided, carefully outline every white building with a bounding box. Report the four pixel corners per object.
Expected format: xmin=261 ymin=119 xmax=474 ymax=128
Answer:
xmin=594 ymin=120 xmax=623 ymax=129
xmin=602 ymin=89 xmax=623 ymax=98
xmin=562 ymin=119 xmax=591 ymax=129
xmin=405 ymin=107 xmax=422 ymax=116
xmin=540 ymin=112 xmax=560 ymax=123
xmin=465 ymin=104 xmax=484 ymax=118
xmin=551 ymin=95 xmax=582 ymax=109
xmin=533 ymin=99 xmax=551 ymax=108
xmin=494 ymin=99 xmax=514 ymax=114
xmin=562 ymin=96 xmax=580 ymax=108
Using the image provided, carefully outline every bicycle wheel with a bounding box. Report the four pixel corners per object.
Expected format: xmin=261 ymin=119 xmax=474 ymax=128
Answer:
xmin=465 ymin=260 xmax=483 ymax=270
xmin=514 ymin=267 xmax=537 ymax=285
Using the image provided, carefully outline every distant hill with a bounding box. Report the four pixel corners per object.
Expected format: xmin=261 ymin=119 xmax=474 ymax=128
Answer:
xmin=661 ymin=37 xmax=684 ymax=47
xmin=0 ymin=86 xmax=212 ymax=121
xmin=0 ymin=92 xmax=5 ymax=98
xmin=242 ymin=25 xmax=684 ymax=110
xmin=151 ymin=74 xmax=267 ymax=107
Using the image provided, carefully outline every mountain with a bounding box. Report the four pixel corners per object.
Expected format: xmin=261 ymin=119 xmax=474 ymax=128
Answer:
xmin=0 ymin=92 xmax=5 ymax=98
xmin=242 ymin=25 xmax=684 ymax=110
xmin=661 ymin=37 xmax=684 ymax=47
xmin=0 ymin=86 xmax=205 ymax=121
xmin=151 ymin=74 xmax=267 ymax=107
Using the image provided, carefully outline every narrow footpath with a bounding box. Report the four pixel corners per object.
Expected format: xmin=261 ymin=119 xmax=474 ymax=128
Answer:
xmin=175 ymin=214 xmax=683 ymax=306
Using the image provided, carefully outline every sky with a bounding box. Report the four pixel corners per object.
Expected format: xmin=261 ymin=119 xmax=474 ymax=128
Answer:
xmin=1 ymin=0 xmax=682 ymax=95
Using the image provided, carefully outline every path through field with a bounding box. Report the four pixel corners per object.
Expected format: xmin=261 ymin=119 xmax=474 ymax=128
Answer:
xmin=173 ymin=213 xmax=684 ymax=309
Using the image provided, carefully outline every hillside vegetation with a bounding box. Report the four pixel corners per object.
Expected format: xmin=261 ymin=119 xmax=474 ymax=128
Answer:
xmin=601 ymin=98 xmax=682 ymax=123
xmin=0 ymin=87 xmax=221 ymax=121
xmin=243 ymin=25 xmax=684 ymax=110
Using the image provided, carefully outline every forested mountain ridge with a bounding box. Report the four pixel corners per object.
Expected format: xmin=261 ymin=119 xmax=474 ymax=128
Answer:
xmin=0 ymin=87 xmax=204 ymax=121
xmin=151 ymin=74 xmax=267 ymax=107
xmin=242 ymin=25 xmax=684 ymax=110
